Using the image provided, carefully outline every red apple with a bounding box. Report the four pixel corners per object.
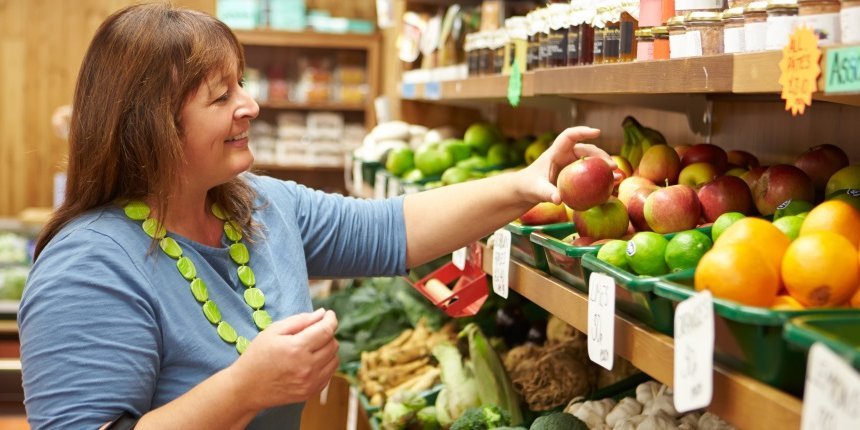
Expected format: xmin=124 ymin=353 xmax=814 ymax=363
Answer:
xmin=573 ymin=197 xmax=630 ymax=240
xmin=794 ymin=144 xmax=849 ymax=196
xmin=697 ymin=176 xmax=754 ymax=222
xmin=681 ymin=143 xmax=729 ymax=173
xmin=674 ymin=144 xmax=693 ymax=159
xmin=627 ymin=186 xmax=655 ymax=232
xmin=612 ymin=155 xmax=634 ymax=179
xmin=558 ymin=157 xmax=615 ymax=211
xmin=753 ymin=164 xmax=815 ymax=216
xmin=644 ymin=185 xmax=702 ymax=234
xmin=520 ymin=202 xmax=568 ymax=225
xmin=638 ymin=145 xmax=682 ymax=186
xmin=618 ymin=176 xmax=658 ymax=206
xmin=678 ymin=162 xmax=720 ymax=189
xmin=741 ymin=166 xmax=768 ymax=191
xmin=573 ymin=236 xmax=596 ymax=246
xmin=725 ymin=167 xmax=748 ymax=177
xmin=826 ymin=165 xmax=860 ymax=197
xmin=727 ymin=149 xmax=760 ymax=169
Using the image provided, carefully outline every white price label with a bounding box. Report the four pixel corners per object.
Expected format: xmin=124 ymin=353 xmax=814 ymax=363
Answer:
xmin=492 ymin=229 xmax=511 ymax=299
xmin=387 ymin=177 xmax=401 ymax=197
xmin=374 ymin=171 xmax=387 ymax=200
xmin=588 ymin=273 xmax=615 ymax=370
xmin=673 ymin=290 xmax=715 ymax=413
xmin=687 ymin=30 xmax=703 ymax=58
xmin=352 ymin=159 xmax=363 ymax=191
xmin=801 ymin=343 xmax=860 ymax=430
xmin=403 ymin=184 xmax=420 ymax=194
xmin=347 ymin=385 xmax=359 ymax=430
xmin=453 ymin=247 xmax=467 ymax=270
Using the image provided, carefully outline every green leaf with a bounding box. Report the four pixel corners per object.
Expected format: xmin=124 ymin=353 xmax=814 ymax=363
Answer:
xmin=124 ymin=201 xmax=150 ymax=220
xmin=253 ymin=310 xmax=272 ymax=330
xmin=142 ymin=218 xmax=166 ymax=239
xmin=202 ymin=300 xmax=221 ymax=324
xmin=229 ymin=243 xmax=250 ymax=265
xmin=238 ymin=265 xmax=256 ymax=287
xmin=244 ymin=288 xmax=265 ymax=309
xmin=217 ymin=321 xmax=238 ymax=343
xmin=176 ymin=257 xmax=197 ymax=280
xmin=159 ymin=237 xmax=182 ymax=259
xmin=189 ymin=278 xmax=208 ymax=302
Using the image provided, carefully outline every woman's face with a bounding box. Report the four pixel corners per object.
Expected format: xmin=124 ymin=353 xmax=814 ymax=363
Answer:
xmin=178 ymin=65 xmax=259 ymax=191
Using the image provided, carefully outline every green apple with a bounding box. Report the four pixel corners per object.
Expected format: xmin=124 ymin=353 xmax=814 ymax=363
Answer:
xmin=825 ymin=165 xmax=860 ymax=197
xmin=385 ymin=147 xmax=415 ymax=176
xmin=524 ymin=141 xmax=548 ymax=165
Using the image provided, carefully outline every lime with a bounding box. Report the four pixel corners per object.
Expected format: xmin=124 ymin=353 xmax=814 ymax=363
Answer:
xmin=487 ymin=143 xmax=511 ymax=167
xmin=664 ymin=230 xmax=713 ymax=272
xmin=711 ymin=212 xmax=746 ymax=242
xmin=456 ymin=155 xmax=489 ymax=170
xmin=772 ymin=215 xmax=803 ymax=241
xmin=625 ymin=232 xmax=670 ymax=276
xmin=385 ymin=147 xmax=415 ymax=176
xmin=440 ymin=138 xmax=472 ymax=163
xmin=441 ymin=166 xmax=473 ymax=185
xmin=773 ymin=199 xmax=814 ymax=220
xmin=464 ymin=123 xmax=500 ymax=155
xmin=827 ymin=189 xmax=860 ymax=212
xmin=402 ymin=168 xmax=424 ymax=183
xmin=597 ymin=240 xmax=631 ymax=271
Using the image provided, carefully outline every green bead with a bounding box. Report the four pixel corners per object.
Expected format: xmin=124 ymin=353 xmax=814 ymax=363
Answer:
xmin=176 ymin=257 xmax=197 ymax=280
xmin=253 ymin=310 xmax=272 ymax=330
xmin=238 ymin=265 xmax=256 ymax=287
xmin=217 ymin=321 xmax=238 ymax=343
xmin=159 ymin=237 xmax=182 ymax=259
xmin=236 ymin=336 xmax=250 ymax=354
xmin=202 ymin=300 xmax=221 ymax=324
xmin=124 ymin=201 xmax=151 ymax=220
xmin=244 ymin=288 xmax=265 ymax=309
xmin=190 ymin=278 xmax=208 ymax=302
xmin=229 ymin=243 xmax=250 ymax=265
xmin=142 ymin=218 xmax=166 ymax=239
xmin=211 ymin=203 xmax=227 ymax=220
xmin=224 ymin=220 xmax=242 ymax=242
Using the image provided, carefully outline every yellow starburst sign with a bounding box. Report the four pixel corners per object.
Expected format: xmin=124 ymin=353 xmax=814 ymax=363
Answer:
xmin=778 ymin=26 xmax=822 ymax=116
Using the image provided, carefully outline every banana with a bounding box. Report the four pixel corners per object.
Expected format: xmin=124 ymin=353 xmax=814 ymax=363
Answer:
xmin=621 ymin=116 xmax=667 ymax=169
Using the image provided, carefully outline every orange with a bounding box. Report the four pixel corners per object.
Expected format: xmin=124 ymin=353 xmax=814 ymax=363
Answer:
xmin=695 ymin=244 xmax=780 ymax=307
xmin=799 ymin=200 xmax=860 ymax=248
xmin=772 ymin=295 xmax=805 ymax=311
xmin=851 ymin=285 xmax=860 ymax=308
xmin=713 ymin=217 xmax=791 ymax=276
xmin=782 ymin=232 xmax=860 ymax=307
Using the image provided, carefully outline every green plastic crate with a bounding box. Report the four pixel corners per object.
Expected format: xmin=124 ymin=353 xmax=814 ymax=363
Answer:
xmin=654 ymin=276 xmax=860 ymax=395
xmin=784 ymin=315 xmax=860 ymax=370
xmin=504 ymin=221 xmax=574 ymax=272
xmin=529 ymin=230 xmax=601 ymax=291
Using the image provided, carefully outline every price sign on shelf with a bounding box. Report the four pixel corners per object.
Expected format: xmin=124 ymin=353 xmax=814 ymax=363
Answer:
xmin=491 ymin=229 xmax=511 ymax=299
xmin=801 ymin=343 xmax=860 ymax=430
xmin=587 ymin=272 xmax=615 ymax=370
xmin=373 ymin=171 xmax=387 ymax=200
xmin=425 ymin=81 xmax=442 ymax=100
xmin=387 ymin=177 xmax=401 ymax=198
xmin=452 ymin=247 xmax=467 ymax=270
xmin=351 ymin=159 xmax=363 ymax=191
xmin=673 ymin=290 xmax=715 ymax=413
xmin=778 ymin=26 xmax=822 ymax=116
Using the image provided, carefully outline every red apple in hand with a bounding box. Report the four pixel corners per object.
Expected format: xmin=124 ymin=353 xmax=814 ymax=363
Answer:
xmin=558 ymin=157 xmax=615 ymax=211
xmin=727 ymin=149 xmax=760 ymax=169
xmin=681 ymin=143 xmax=728 ymax=173
xmin=520 ymin=202 xmax=569 ymax=225
xmin=794 ymin=144 xmax=849 ymax=197
xmin=678 ymin=162 xmax=720 ymax=189
xmin=627 ymin=187 xmax=655 ymax=232
xmin=753 ymin=164 xmax=815 ymax=216
xmin=644 ymin=184 xmax=702 ymax=234
xmin=618 ymin=176 xmax=658 ymax=206
xmin=697 ymin=176 xmax=754 ymax=222
xmin=638 ymin=145 xmax=682 ymax=185
xmin=573 ymin=197 xmax=630 ymax=240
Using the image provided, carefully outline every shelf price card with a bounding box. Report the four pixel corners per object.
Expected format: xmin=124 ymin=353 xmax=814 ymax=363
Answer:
xmin=778 ymin=26 xmax=822 ymax=116
xmin=673 ymin=290 xmax=714 ymax=413
xmin=588 ymin=272 xmax=615 ymax=370
xmin=491 ymin=229 xmax=511 ymax=299
xmin=801 ymin=343 xmax=860 ymax=430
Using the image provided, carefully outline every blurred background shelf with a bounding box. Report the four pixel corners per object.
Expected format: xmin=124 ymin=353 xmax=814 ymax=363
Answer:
xmin=257 ymin=100 xmax=367 ymax=111
xmin=234 ymin=29 xmax=380 ymax=50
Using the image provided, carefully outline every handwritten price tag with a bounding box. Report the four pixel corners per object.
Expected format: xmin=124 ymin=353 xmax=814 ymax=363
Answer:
xmin=801 ymin=343 xmax=860 ymax=430
xmin=373 ymin=171 xmax=387 ymax=200
xmin=588 ymin=273 xmax=615 ymax=370
xmin=673 ymin=290 xmax=715 ymax=413
xmin=453 ymin=247 xmax=467 ymax=270
xmin=778 ymin=26 xmax=822 ymax=116
xmin=351 ymin=159 xmax=363 ymax=191
xmin=387 ymin=176 xmax=401 ymax=198
xmin=492 ymin=229 xmax=511 ymax=299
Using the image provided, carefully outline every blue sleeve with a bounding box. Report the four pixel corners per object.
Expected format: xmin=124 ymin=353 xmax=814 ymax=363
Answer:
xmin=18 ymin=229 xmax=161 ymax=430
xmin=270 ymin=179 xmax=408 ymax=278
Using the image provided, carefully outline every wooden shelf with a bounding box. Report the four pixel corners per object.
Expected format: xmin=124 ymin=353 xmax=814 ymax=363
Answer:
xmin=258 ymin=100 xmax=367 ymax=111
xmin=253 ymin=163 xmax=344 ymax=172
xmin=234 ymin=29 xmax=380 ymax=50
xmin=479 ymin=245 xmax=802 ymax=430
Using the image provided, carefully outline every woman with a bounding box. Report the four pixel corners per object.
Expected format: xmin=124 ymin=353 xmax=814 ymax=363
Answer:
xmin=18 ymin=3 xmax=612 ymax=430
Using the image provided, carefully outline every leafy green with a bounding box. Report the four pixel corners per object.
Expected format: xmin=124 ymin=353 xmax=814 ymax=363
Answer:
xmin=461 ymin=323 xmax=523 ymax=426
xmin=450 ymin=405 xmax=511 ymax=430
xmin=381 ymin=392 xmax=427 ymax=430
xmin=432 ymin=343 xmax=480 ymax=426
xmin=529 ymin=412 xmax=587 ymax=430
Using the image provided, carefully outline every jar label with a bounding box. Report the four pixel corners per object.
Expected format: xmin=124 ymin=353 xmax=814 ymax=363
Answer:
xmin=843 ymin=7 xmax=860 ymax=44
xmin=687 ymin=30 xmax=704 ymax=57
xmin=744 ymin=21 xmax=767 ymax=52
xmin=795 ymin=13 xmax=840 ymax=47
xmin=724 ymin=26 xmax=745 ymax=53
xmin=766 ymin=16 xmax=798 ymax=51
xmin=568 ymin=30 xmax=581 ymax=62
xmin=620 ymin=21 xmax=636 ymax=56
xmin=675 ymin=0 xmax=723 ymax=11
xmin=605 ymin=28 xmax=621 ymax=59
xmin=637 ymin=41 xmax=655 ymax=61
xmin=670 ymin=33 xmax=687 ymax=59
xmin=546 ymin=31 xmax=569 ymax=64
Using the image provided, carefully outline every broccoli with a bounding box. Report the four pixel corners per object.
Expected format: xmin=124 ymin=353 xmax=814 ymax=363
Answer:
xmin=529 ymin=412 xmax=588 ymax=430
xmin=450 ymin=405 xmax=511 ymax=430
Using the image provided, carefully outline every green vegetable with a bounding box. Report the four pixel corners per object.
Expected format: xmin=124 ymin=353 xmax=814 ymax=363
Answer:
xmin=450 ymin=405 xmax=511 ymax=430
xmin=460 ymin=323 xmax=523 ymax=426
xmin=529 ymin=412 xmax=588 ymax=430
xmin=432 ymin=343 xmax=480 ymax=426
xmin=381 ymin=392 xmax=427 ymax=430
xmin=416 ymin=406 xmax=440 ymax=430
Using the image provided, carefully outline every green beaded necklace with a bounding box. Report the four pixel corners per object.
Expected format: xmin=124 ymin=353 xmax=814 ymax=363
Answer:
xmin=123 ymin=200 xmax=271 ymax=355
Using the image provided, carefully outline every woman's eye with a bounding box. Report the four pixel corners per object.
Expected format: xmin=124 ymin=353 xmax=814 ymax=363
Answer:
xmin=238 ymin=79 xmax=246 ymax=88
xmin=214 ymin=92 xmax=229 ymax=103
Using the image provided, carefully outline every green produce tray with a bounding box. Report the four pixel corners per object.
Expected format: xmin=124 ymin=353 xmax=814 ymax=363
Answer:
xmin=504 ymin=221 xmax=574 ymax=272
xmin=529 ymin=230 xmax=601 ymax=291
xmin=784 ymin=315 xmax=860 ymax=370
xmin=653 ymin=276 xmax=860 ymax=395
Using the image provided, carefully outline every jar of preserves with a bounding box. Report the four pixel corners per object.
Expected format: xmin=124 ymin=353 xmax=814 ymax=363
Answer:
xmin=723 ymin=7 xmax=746 ymax=53
xmin=687 ymin=11 xmax=725 ymax=56
xmin=668 ymin=15 xmax=688 ymax=58
xmin=744 ymin=1 xmax=769 ymax=51
xmin=620 ymin=9 xmax=640 ymax=62
xmin=493 ymin=29 xmax=508 ymax=74
xmin=605 ymin=18 xmax=622 ymax=63
xmin=568 ymin=1 xmax=583 ymax=66
xmin=465 ymin=33 xmax=478 ymax=76
xmin=844 ymin=0 xmax=860 ymax=44
xmin=592 ymin=6 xmax=609 ymax=64
xmin=652 ymin=25 xmax=671 ymax=59
xmin=504 ymin=16 xmax=528 ymax=75
xmin=537 ymin=8 xmax=552 ymax=68
xmin=526 ymin=11 xmax=541 ymax=71
xmin=546 ymin=3 xmax=571 ymax=67
xmin=797 ymin=0 xmax=841 ymax=45
xmin=636 ymin=28 xmax=656 ymax=61
xmin=766 ymin=0 xmax=799 ymax=51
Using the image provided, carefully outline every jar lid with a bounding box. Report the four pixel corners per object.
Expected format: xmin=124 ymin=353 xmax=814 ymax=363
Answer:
xmin=651 ymin=26 xmax=669 ymax=36
xmin=667 ymin=15 xmax=687 ymax=26
xmin=722 ymin=7 xmax=745 ymax=19
xmin=635 ymin=28 xmax=654 ymax=38
xmin=766 ymin=0 xmax=799 ymax=10
xmin=745 ymin=1 xmax=769 ymax=13
xmin=687 ymin=11 xmax=722 ymax=22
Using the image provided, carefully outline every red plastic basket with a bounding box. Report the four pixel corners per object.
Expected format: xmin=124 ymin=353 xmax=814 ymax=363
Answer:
xmin=410 ymin=243 xmax=489 ymax=318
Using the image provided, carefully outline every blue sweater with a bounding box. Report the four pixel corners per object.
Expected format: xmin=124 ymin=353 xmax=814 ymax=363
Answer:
xmin=18 ymin=175 xmax=407 ymax=429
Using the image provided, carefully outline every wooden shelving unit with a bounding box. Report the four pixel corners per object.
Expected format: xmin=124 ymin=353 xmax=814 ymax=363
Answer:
xmin=257 ymin=100 xmax=366 ymax=111
xmin=479 ymin=245 xmax=803 ymax=430
xmin=234 ymin=29 xmax=380 ymax=50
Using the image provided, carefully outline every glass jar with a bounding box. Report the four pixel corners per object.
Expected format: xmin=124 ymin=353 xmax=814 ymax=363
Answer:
xmin=546 ymin=3 xmax=571 ymax=67
xmin=620 ymin=10 xmax=640 ymax=62
xmin=504 ymin=16 xmax=528 ymax=75
xmin=568 ymin=3 xmax=583 ymax=66
xmin=493 ymin=29 xmax=508 ymax=75
xmin=465 ymin=33 xmax=477 ymax=76
xmin=526 ymin=11 xmax=541 ymax=71
xmin=844 ymin=0 xmax=860 ymax=44
xmin=593 ymin=26 xmax=607 ymax=64
xmin=636 ymin=28 xmax=656 ymax=61
xmin=604 ymin=18 xmax=622 ymax=63
xmin=653 ymin=25 xmax=671 ymax=59
xmin=537 ymin=9 xmax=552 ymax=68
xmin=668 ymin=15 xmax=688 ymax=58
xmin=675 ymin=0 xmax=726 ymax=16
xmin=579 ymin=21 xmax=597 ymax=65
xmin=687 ymin=11 xmax=725 ymax=56
xmin=797 ymin=0 xmax=841 ymax=46
xmin=744 ymin=1 xmax=769 ymax=51
xmin=766 ymin=0 xmax=799 ymax=51
xmin=723 ymin=7 xmax=747 ymax=53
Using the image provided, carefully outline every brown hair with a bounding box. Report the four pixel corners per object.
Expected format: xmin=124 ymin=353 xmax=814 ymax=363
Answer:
xmin=35 ymin=3 xmax=258 ymax=259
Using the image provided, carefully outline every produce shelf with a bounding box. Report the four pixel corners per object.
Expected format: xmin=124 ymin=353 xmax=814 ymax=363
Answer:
xmin=234 ymin=29 xmax=380 ymax=50
xmin=480 ymin=244 xmax=802 ymax=430
xmin=257 ymin=100 xmax=367 ymax=111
